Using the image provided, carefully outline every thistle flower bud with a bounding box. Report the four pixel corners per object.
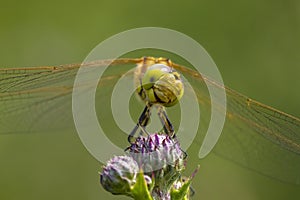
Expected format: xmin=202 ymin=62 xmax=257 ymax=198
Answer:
xmin=128 ymin=133 xmax=186 ymax=197
xmin=100 ymin=156 xmax=139 ymax=195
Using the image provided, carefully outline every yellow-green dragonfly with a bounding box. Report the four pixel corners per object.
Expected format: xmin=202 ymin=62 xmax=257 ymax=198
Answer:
xmin=1 ymin=57 xmax=300 ymax=185
xmin=129 ymin=57 xmax=184 ymax=143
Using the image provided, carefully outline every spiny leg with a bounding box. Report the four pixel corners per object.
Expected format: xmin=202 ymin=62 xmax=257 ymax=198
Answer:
xmin=128 ymin=104 xmax=152 ymax=144
xmin=138 ymin=112 xmax=151 ymax=137
xmin=157 ymin=106 xmax=188 ymax=159
xmin=157 ymin=106 xmax=175 ymax=138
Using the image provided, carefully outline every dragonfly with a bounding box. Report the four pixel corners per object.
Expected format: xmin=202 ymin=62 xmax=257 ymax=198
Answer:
xmin=1 ymin=57 xmax=300 ymax=185
xmin=128 ymin=57 xmax=184 ymax=143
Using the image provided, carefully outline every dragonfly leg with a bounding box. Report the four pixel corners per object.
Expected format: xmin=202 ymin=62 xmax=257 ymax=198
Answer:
xmin=157 ymin=106 xmax=175 ymax=138
xmin=157 ymin=106 xmax=188 ymax=160
xmin=128 ymin=104 xmax=151 ymax=144
xmin=138 ymin=113 xmax=151 ymax=137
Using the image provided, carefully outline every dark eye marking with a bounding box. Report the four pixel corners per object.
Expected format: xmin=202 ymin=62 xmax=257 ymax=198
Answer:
xmin=150 ymin=76 xmax=155 ymax=82
xmin=173 ymin=73 xmax=180 ymax=80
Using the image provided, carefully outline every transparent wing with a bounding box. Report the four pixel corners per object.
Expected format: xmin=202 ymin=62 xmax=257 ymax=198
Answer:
xmin=173 ymin=63 xmax=300 ymax=185
xmin=1 ymin=58 xmax=300 ymax=184
xmin=0 ymin=59 xmax=141 ymax=134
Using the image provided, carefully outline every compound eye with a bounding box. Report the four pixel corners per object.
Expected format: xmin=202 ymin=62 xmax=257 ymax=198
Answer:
xmin=147 ymin=64 xmax=172 ymax=73
xmin=142 ymin=64 xmax=172 ymax=90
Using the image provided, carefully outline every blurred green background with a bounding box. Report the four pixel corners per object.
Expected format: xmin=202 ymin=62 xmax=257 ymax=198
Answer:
xmin=1 ymin=0 xmax=300 ymax=200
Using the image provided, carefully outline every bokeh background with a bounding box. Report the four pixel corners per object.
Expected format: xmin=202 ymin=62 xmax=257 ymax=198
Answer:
xmin=1 ymin=0 xmax=300 ymax=200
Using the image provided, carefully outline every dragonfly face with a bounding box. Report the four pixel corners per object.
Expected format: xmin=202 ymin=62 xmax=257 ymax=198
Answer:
xmin=134 ymin=57 xmax=184 ymax=107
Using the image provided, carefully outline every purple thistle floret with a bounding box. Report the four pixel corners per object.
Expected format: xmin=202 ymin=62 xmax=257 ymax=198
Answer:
xmin=128 ymin=133 xmax=185 ymax=172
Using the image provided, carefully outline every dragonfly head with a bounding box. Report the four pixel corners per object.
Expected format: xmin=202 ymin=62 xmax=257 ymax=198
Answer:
xmin=140 ymin=64 xmax=184 ymax=107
